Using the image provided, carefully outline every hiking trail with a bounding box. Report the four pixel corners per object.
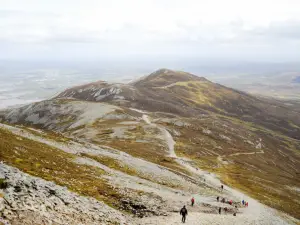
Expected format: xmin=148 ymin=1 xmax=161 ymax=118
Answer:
xmin=140 ymin=114 xmax=296 ymax=225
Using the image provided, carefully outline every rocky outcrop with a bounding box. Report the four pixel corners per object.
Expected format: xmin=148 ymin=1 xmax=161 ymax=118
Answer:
xmin=0 ymin=163 xmax=129 ymax=225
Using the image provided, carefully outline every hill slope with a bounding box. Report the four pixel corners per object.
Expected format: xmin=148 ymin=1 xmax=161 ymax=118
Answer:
xmin=56 ymin=69 xmax=300 ymax=139
xmin=0 ymin=69 xmax=300 ymax=223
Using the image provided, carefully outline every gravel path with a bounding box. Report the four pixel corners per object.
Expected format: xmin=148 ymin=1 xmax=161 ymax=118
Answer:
xmin=135 ymin=211 xmax=293 ymax=225
xmin=0 ymin=119 xmax=298 ymax=225
xmin=140 ymin=114 xmax=297 ymax=225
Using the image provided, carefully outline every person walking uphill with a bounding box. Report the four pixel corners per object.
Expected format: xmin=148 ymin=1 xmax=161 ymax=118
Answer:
xmin=180 ymin=206 xmax=188 ymax=223
xmin=191 ymin=197 xmax=195 ymax=206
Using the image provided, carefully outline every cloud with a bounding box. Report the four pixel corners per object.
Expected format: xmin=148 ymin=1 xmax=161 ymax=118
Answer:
xmin=0 ymin=0 xmax=300 ymax=61
xmin=253 ymin=20 xmax=300 ymax=40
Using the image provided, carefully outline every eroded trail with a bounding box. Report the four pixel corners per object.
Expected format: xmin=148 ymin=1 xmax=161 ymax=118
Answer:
xmin=141 ymin=114 xmax=296 ymax=225
xmin=142 ymin=115 xmax=176 ymax=157
xmin=142 ymin=115 xmax=223 ymax=187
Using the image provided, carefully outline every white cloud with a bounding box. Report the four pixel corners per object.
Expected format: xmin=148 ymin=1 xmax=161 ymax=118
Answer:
xmin=0 ymin=0 xmax=300 ymax=61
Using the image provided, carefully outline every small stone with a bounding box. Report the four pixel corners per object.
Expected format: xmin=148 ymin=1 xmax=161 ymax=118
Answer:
xmin=14 ymin=186 xmax=22 ymax=193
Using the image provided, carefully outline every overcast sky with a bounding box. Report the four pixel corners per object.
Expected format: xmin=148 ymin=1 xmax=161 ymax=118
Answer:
xmin=1 ymin=0 xmax=300 ymax=63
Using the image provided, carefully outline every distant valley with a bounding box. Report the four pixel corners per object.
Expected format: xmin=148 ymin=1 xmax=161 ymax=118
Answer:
xmin=218 ymin=72 xmax=300 ymax=100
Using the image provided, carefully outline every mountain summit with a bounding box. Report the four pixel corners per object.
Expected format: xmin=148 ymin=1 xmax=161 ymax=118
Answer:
xmin=132 ymin=68 xmax=207 ymax=87
xmin=56 ymin=69 xmax=300 ymax=139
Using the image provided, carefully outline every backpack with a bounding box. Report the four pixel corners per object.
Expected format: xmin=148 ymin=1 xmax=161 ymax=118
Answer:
xmin=181 ymin=208 xmax=187 ymax=215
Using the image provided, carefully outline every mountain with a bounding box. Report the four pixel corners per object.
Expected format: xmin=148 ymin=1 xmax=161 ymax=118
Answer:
xmin=0 ymin=69 xmax=300 ymax=224
xmin=56 ymin=69 xmax=300 ymax=139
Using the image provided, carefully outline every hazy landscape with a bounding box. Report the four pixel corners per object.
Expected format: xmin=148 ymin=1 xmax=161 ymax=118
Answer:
xmin=1 ymin=0 xmax=300 ymax=224
xmin=1 ymin=61 xmax=300 ymax=109
xmin=1 ymin=68 xmax=300 ymax=224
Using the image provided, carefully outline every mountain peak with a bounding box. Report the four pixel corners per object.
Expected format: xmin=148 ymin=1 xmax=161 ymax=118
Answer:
xmin=133 ymin=68 xmax=206 ymax=87
xmin=151 ymin=68 xmax=179 ymax=75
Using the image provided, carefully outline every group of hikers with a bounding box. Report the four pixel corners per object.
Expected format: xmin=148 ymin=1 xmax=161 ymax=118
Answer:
xmin=242 ymin=199 xmax=249 ymax=207
xmin=179 ymin=185 xmax=249 ymax=223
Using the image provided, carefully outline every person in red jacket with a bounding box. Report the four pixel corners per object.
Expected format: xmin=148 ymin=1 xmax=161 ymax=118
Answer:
xmin=191 ymin=197 xmax=195 ymax=206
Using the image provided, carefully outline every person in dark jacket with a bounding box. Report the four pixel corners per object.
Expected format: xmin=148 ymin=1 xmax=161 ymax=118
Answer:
xmin=180 ymin=206 xmax=188 ymax=223
xmin=219 ymin=207 xmax=222 ymax=214
xmin=224 ymin=207 xmax=228 ymax=214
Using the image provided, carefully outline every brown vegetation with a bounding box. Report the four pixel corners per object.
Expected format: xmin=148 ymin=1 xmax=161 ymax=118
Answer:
xmin=0 ymin=127 xmax=134 ymax=209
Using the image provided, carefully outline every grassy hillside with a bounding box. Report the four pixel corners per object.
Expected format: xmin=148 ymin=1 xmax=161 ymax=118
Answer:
xmin=54 ymin=69 xmax=300 ymax=139
xmin=162 ymin=116 xmax=300 ymax=219
xmin=0 ymin=127 xmax=130 ymax=209
xmin=1 ymin=68 xmax=300 ymax=221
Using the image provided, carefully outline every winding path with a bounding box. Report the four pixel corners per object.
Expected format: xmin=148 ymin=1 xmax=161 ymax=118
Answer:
xmin=141 ymin=114 xmax=296 ymax=225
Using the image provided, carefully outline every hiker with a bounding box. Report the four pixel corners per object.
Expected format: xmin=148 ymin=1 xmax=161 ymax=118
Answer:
xmin=224 ymin=207 xmax=228 ymax=214
xmin=229 ymin=200 xmax=233 ymax=205
xmin=180 ymin=205 xmax=188 ymax=223
xmin=242 ymin=200 xmax=245 ymax=206
xmin=221 ymin=198 xmax=225 ymax=203
xmin=246 ymin=202 xmax=248 ymax=207
xmin=191 ymin=197 xmax=195 ymax=206
xmin=235 ymin=206 xmax=238 ymax=213
xmin=221 ymin=184 xmax=224 ymax=191
xmin=218 ymin=207 xmax=221 ymax=214
xmin=217 ymin=196 xmax=220 ymax=202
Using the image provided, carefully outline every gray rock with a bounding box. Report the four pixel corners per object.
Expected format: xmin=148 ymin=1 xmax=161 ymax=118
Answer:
xmin=0 ymin=163 xmax=129 ymax=225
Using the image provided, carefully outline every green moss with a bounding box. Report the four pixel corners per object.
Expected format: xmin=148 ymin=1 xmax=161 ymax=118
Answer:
xmin=15 ymin=158 xmax=23 ymax=163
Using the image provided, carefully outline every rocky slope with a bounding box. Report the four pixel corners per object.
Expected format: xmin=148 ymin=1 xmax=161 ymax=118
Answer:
xmin=0 ymin=163 xmax=128 ymax=225
xmin=0 ymin=69 xmax=300 ymax=224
